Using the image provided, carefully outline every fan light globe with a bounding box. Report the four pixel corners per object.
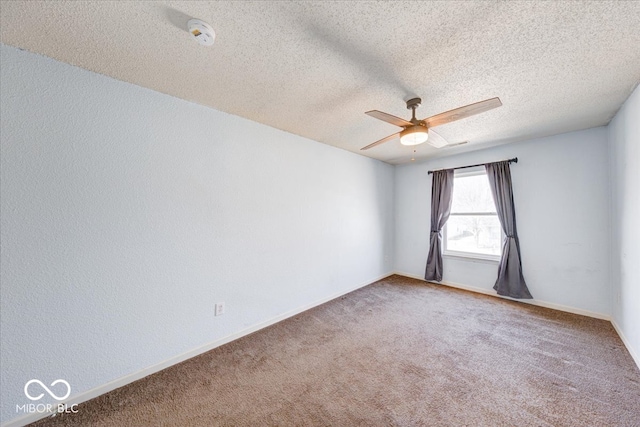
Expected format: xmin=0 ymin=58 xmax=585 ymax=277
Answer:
xmin=400 ymin=126 xmax=429 ymax=146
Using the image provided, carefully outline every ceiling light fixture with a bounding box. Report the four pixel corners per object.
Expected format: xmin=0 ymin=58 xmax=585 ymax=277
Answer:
xmin=400 ymin=125 xmax=429 ymax=146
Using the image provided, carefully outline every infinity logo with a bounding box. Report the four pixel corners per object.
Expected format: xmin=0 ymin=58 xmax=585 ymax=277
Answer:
xmin=24 ymin=379 xmax=71 ymax=401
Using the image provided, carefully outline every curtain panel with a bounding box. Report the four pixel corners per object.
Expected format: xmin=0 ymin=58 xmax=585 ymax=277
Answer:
xmin=485 ymin=161 xmax=533 ymax=299
xmin=425 ymin=169 xmax=454 ymax=282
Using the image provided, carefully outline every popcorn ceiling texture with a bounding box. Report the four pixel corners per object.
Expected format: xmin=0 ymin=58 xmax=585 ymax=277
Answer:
xmin=1 ymin=1 xmax=639 ymax=163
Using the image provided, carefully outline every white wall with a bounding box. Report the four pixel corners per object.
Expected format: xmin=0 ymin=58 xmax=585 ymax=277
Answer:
xmin=395 ymin=127 xmax=611 ymax=317
xmin=608 ymin=84 xmax=640 ymax=366
xmin=0 ymin=45 xmax=394 ymax=424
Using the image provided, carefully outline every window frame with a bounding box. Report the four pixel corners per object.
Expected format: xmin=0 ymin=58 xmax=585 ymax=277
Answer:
xmin=443 ymin=169 xmax=503 ymax=263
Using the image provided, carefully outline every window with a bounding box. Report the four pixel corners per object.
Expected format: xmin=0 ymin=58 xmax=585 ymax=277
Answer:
xmin=443 ymin=169 xmax=502 ymax=261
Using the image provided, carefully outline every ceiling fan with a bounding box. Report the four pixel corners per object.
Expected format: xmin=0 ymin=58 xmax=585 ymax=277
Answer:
xmin=361 ymin=97 xmax=502 ymax=150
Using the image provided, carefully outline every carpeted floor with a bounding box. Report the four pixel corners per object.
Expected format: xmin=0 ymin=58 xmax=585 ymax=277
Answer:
xmin=32 ymin=275 xmax=640 ymax=426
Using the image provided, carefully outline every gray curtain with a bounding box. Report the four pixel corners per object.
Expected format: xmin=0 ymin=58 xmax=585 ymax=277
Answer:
xmin=485 ymin=161 xmax=533 ymax=299
xmin=425 ymin=169 xmax=454 ymax=282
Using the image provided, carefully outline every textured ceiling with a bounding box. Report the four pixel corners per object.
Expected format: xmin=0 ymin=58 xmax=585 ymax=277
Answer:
xmin=1 ymin=1 xmax=639 ymax=164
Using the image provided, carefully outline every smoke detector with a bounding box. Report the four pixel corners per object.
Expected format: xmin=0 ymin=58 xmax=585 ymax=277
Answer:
xmin=187 ymin=19 xmax=215 ymax=46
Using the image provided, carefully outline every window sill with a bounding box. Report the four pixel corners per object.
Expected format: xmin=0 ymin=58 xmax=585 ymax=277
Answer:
xmin=443 ymin=252 xmax=500 ymax=264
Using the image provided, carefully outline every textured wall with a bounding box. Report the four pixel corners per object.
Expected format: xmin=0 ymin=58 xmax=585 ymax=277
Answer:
xmin=0 ymin=45 xmax=394 ymax=424
xmin=394 ymin=127 xmax=611 ymax=316
xmin=608 ymin=84 xmax=640 ymax=365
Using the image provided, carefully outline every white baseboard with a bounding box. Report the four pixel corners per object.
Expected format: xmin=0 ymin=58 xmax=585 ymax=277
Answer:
xmin=394 ymin=271 xmax=611 ymax=320
xmin=610 ymin=319 xmax=640 ymax=371
xmin=397 ymin=271 xmax=640 ymax=372
xmin=1 ymin=272 xmax=394 ymax=427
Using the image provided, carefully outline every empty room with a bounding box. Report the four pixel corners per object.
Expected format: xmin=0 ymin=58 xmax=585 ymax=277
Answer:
xmin=1 ymin=1 xmax=639 ymax=426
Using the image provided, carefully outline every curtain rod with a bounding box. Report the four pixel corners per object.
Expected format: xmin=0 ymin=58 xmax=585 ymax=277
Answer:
xmin=427 ymin=157 xmax=518 ymax=175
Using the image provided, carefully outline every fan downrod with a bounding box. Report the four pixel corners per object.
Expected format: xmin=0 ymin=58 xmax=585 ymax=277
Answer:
xmin=406 ymin=98 xmax=422 ymax=122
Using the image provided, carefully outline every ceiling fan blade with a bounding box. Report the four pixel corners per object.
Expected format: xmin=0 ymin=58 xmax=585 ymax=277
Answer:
xmin=423 ymin=97 xmax=502 ymax=128
xmin=427 ymin=129 xmax=448 ymax=148
xmin=445 ymin=141 xmax=469 ymax=148
xmin=365 ymin=110 xmax=413 ymax=127
xmin=360 ymin=132 xmax=400 ymax=150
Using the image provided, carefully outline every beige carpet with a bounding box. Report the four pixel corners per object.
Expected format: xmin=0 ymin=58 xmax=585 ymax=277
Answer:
xmin=32 ymin=275 xmax=640 ymax=426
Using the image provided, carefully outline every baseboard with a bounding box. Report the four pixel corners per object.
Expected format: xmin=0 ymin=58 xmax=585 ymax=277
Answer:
xmin=1 ymin=272 xmax=394 ymax=427
xmin=611 ymin=319 xmax=640 ymax=371
xmin=394 ymin=271 xmax=611 ymax=320
xmin=398 ymin=272 xmax=640 ymax=372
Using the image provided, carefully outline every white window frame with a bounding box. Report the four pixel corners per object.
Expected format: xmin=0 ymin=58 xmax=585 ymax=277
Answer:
xmin=443 ymin=169 xmax=503 ymax=262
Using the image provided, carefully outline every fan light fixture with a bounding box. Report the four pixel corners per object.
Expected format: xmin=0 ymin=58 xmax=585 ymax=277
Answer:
xmin=400 ymin=126 xmax=429 ymax=146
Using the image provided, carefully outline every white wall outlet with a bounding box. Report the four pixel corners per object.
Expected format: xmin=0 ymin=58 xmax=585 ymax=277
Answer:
xmin=215 ymin=302 xmax=225 ymax=316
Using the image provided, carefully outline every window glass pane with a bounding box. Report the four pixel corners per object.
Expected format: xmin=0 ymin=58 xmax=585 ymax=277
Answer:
xmin=450 ymin=174 xmax=496 ymax=213
xmin=446 ymin=215 xmax=502 ymax=256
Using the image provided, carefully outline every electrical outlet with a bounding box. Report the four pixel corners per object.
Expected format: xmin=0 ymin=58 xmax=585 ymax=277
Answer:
xmin=215 ymin=302 xmax=225 ymax=316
